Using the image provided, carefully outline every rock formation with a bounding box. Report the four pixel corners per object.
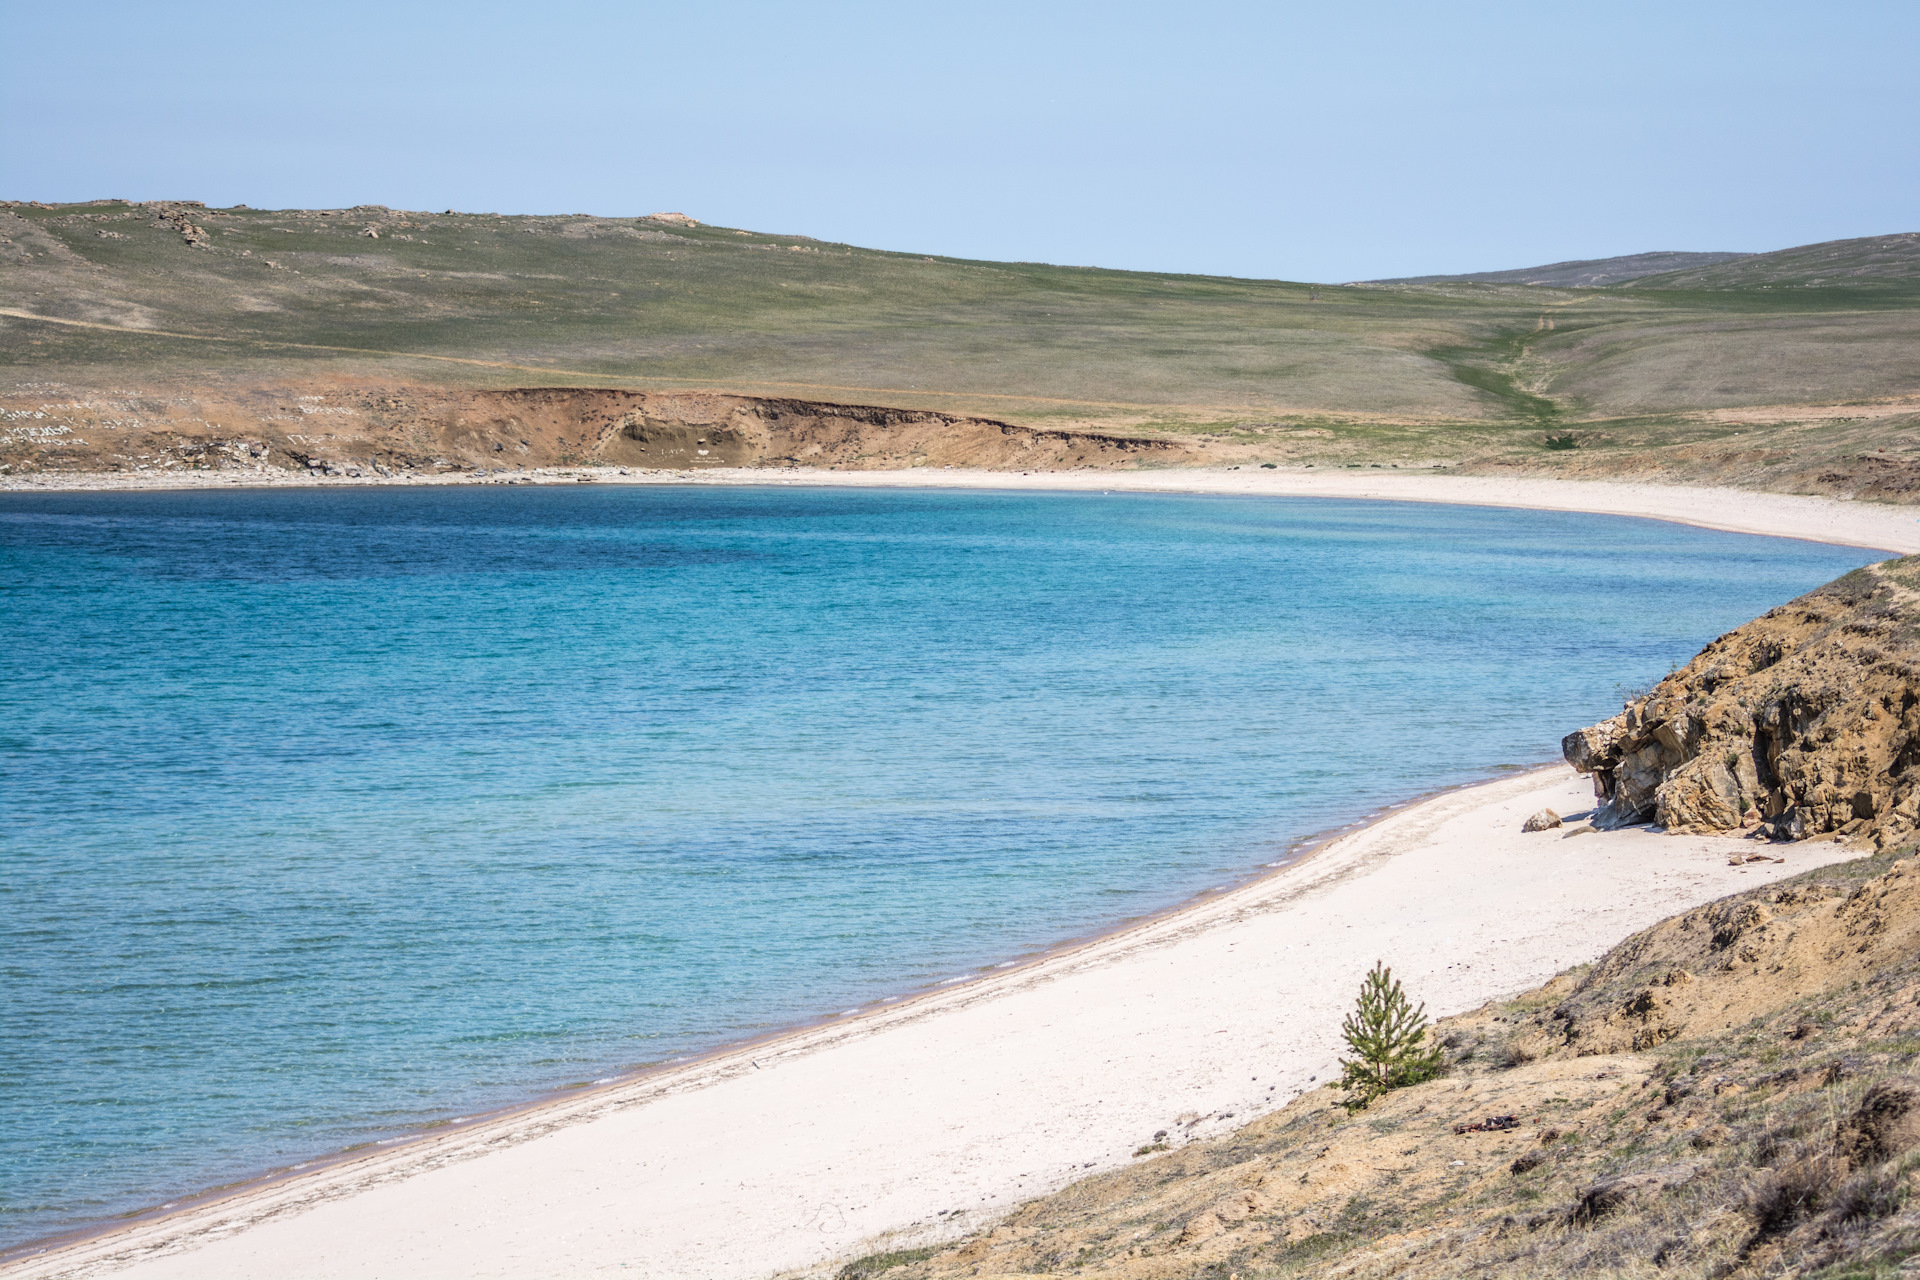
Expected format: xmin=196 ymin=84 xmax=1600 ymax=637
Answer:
xmin=1563 ymin=556 xmax=1920 ymax=845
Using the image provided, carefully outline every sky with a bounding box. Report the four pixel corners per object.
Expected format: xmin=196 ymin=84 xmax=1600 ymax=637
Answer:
xmin=2 ymin=0 xmax=1915 ymax=282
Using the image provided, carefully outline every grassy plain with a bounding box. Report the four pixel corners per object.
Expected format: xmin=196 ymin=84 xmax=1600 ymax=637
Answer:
xmin=2 ymin=202 xmax=1917 ymax=488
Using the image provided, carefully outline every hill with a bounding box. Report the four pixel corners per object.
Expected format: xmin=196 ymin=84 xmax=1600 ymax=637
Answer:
xmin=1368 ymin=251 xmax=1749 ymax=289
xmin=3 ymin=202 xmax=1918 ymax=494
xmin=1632 ymin=233 xmax=1920 ymax=290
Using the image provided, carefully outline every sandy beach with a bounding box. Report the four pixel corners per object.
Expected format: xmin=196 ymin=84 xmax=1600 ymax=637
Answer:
xmin=7 ymin=766 xmax=1859 ymax=1280
xmin=3 ymin=467 xmax=1906 ymax=1280
xmin=10 ymin=463 xmax=1920 ymax=555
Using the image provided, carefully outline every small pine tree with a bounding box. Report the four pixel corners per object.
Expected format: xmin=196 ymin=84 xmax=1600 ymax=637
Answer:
xmin=1336 ymin=961 xmax=1444 ymax=1112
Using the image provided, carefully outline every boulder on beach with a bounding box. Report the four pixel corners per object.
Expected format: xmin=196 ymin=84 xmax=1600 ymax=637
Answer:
xmin=1522 ymin=808 xmax=1562 ymax=832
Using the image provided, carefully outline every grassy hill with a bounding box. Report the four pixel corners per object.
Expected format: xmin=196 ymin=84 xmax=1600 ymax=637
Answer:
xmin=1635 ymin=234 xmax=1920 ymax=290
xmin=3 ymin=201 xmax=1918 ymax=489
xmin=1369 ymin=251 xmax=1749 ymax=289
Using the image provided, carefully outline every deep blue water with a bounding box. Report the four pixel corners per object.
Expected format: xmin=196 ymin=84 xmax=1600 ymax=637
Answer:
xmin=0 ymin=484 xmax=1880 ymax=1247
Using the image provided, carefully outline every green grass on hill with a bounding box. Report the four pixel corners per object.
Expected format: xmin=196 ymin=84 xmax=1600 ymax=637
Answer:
xmin=3 ymin=202 xmax=1918 ymax=487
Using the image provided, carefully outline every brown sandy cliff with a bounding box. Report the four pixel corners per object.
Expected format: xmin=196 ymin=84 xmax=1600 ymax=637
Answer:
xmin=0 ymin=385 xmax=1201 ymax=477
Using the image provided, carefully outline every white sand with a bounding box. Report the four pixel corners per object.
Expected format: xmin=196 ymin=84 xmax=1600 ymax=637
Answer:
xmin=13 ymin=464 xmax=1920 ymax=554
xmin=11 ymin=769 xmax=1858 ymax=1280
xmin=4 ymin=467 xmax=1901 ymax=1279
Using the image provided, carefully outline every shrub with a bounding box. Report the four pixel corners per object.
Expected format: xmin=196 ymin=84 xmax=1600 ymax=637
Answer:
xmin=1498 ymin=1035 xmax=1538 ymax=1069
xmin=837 ymin=1246 xmax=938 ymax=1279
xmin=1747 ymin=1155 xmax=1844 ymax=1237
xmin=1832 ymin=1167 xmax=1905 ymax=1224
xmin=1336 ymin=962 xmax=1444 ymax=1112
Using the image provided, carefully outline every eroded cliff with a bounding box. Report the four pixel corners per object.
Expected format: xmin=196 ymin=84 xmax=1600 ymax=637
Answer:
xmin=0 ymin=385 xmax=1200 ymax=478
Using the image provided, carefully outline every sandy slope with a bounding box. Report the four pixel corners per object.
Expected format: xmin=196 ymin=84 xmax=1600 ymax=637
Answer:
xmin=10 ymin=465 xmax=1920 ymax=554
xmin=8 ymin=769 xmax=1856 ymax=1280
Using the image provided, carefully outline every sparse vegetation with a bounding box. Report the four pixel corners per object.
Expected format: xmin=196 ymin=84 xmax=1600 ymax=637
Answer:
xmin=835 ymin=1245 xmax=937 ymax=1279
xmin=864 ymin=843 xmax=1920 ymax=1279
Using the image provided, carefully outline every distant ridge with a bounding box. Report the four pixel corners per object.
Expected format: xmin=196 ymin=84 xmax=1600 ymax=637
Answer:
xmin=1631 ymin=232 xmax=1920 ymax=289
xmin=1368 ymin=250 xmax=1748 ymax=288
xmin=1368 ymin=233 xmax=1920 ymax=290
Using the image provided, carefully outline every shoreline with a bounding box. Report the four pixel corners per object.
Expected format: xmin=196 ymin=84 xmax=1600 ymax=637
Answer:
xmin=0 ymin=757 xmax=1549 ymax=1269
xmin=4 ymin=765 xmax=1864 ymax=1280
xmin=3 ymin=468 xmax=1901 ymax=1279
xmin=4 ymin=463 xmax=1918 ymax=554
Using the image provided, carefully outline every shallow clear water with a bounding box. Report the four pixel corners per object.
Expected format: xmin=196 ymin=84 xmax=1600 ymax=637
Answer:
xmin=0 ymin=484 xmax=1879 ymax=1246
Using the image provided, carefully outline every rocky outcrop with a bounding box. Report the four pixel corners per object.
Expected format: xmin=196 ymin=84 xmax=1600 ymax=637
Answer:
xmin=1563 ymin=557 xmax=1920 ymax=845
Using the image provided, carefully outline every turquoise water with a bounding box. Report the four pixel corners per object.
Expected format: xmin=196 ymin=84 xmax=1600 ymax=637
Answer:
xmin=0 ymin=484 xmax=1879 ymax=1248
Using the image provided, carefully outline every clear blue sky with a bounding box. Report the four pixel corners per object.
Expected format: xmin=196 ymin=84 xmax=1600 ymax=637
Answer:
xmin=2 ymin=0 xmax=1914 ymax=281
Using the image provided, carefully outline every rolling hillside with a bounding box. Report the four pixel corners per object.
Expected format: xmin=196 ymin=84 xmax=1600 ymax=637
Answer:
xmin=3 ymin=201 xmax=1917 ymax=492
xmin=1632 ymin=233 xmax=1920 ymax=289
xmin=1369 ymin=251 xmax=1749 ymax=289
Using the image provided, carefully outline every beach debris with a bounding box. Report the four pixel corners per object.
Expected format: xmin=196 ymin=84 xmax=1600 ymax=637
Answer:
xmin=1453 ymin=1114 xmax=1521 ymax=1135
xmin=1561 ymin=825 xmax=1597 ymax=839
xmin=1522 ymin=808 xmax=1563 ymax=832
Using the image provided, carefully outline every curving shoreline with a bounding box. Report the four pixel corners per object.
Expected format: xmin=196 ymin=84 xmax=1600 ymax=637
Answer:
xmin=4 ymin=765 xmax=1867 ymax=1280
xmin=7 ymin=464 xmax=1920 ymax=555
xmin=3 ymin=470 xmax=1909 ymax=1280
